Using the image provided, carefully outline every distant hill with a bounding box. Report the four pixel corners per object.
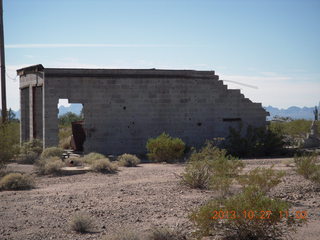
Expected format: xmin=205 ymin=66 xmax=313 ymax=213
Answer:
xmin=3 ymin=105 xmax=317 ymax=120
xmin=264 ymin=106 xmax=315 ymax=120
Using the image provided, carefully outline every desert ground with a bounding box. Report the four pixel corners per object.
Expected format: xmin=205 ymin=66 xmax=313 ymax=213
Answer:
xmin=0 ymin=158 xmax=320 ymax=240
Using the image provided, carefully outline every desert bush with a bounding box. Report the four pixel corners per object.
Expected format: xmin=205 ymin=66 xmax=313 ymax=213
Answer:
xmin=36 ymin=157 xmax=66 ymax=175
xmin=238 ymin=166 xmax=285 ymax=193
xmin=182 ymin=142 xmax=244 ymax=195
xmin=17 ymin=139 xmax=43 ymax=164
xmin=182 ymin=160 xmax=212 ymax=189
xmin=0 ymin=173 xmax=34 ymax=190
xmin=82 ymin=152 xmax=106 ymax=164
xmin=224 ymin=125 xmax=285 ymax=158
xmin=0 ymin=122 xmax=20 ymax=168
xmin=188 ymin=141 xmax=227 ymax=162
xmin=117 ymin=154 xmax=141 ymax=167
xmin=40 ymin=147 xmax=64 ymax=160
xmin=149 ymin=227 xmax=187 ymax=240
xmin=146 ymin=132 xmax=186 ymax=163
xmin=190 ymin=186 xmax=297 ymax=240
xmin=91 ymin=158 xmax=117 ymax=173
xmin=294 ymin=154 xmax=320 ymax=183
xmin=70 ymin=212 xmax=94 ymax=233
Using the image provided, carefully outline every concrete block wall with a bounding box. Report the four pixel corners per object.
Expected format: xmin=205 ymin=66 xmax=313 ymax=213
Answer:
xmin=18 ymin=65 xmax=269 ymax=155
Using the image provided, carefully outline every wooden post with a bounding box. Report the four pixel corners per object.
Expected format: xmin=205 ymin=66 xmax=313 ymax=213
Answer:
xmin=0 ymin=0 xmax=7 ymax=123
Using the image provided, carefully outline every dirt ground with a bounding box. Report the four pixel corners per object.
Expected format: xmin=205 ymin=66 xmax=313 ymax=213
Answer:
xmin=0 ymin=158 xmax=320 ymax=240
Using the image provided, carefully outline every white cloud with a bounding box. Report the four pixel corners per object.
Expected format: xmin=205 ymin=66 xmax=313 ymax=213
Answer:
xmin=5 ymin=43 xmax=185 ymax=49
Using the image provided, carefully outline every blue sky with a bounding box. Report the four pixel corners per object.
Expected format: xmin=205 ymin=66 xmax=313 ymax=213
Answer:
xmin=2 ymin=0 xmax=320 ymax=110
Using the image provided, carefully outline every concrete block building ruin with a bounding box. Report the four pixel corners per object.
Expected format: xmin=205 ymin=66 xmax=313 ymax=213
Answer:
xmin=17 ymin=64 xmax=269 ymax=155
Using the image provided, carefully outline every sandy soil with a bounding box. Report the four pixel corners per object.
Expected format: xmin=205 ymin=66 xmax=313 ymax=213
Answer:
xmin=0 ymin=158 xmax=320 ymax=240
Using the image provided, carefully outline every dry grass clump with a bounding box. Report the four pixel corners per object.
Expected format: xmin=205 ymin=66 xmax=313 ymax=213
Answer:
xmin=294 ymin=154 xmax=320 ymax=184
xmin=91 ymin=158 xmax=118 ymax=173
xmin=70 ymin=212 xmax=95 ymax=233
xmin=117 ymin=154 xmax=141 ymax=167
xmin=40 ymin=147 xmax=64 ymax=160
xmin=0 ymin=173 xmax=35 ymax=190
xmin=82 ymin=152 xmax=106 ymax=164
xmin=148 ymin=227 xmax=187 ymax=240
xmin=35 ymin=157 xmax=66 ymax=175
xmin=238 ymin=166 xmax=285 ymax=194
xmin=58 ymin=126 xmax=72 ymax=149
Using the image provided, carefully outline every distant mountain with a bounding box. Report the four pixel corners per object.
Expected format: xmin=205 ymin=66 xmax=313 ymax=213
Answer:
xmin=264 ymin=106 xmax=315 ymax=120
xmin=3 ymin=105 xmax=317 ymax=120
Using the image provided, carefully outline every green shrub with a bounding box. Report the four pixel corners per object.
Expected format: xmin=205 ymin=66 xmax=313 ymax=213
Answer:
xmin=146 ymin=132 xmax=186 ymax=163
xmin=91 ymin=158 xmax=117 ymax=173
xmin=40 ymin=147 xmax=64 ymax=160
xmin=190 ymin=186 xmax=298 ymax=240
xmin=0 ymin=122 xmax=20 ymax=168
xmin=82 ymin=152 xmax=106 ymax=164
xmin=36 ymin=157 xmax=66 ymax=175
xmin=294 ymin=154 xmax=320 ymax=184
xmin=0 ymin=173 xmax=35 ymax=190
xmin=182 ymin=142 xmax=244 ymax=195
xmin=117 ymin=154 xmax=141 ymax=167
xmin=70 ymin=212 xmax=94 ymax=233
xmin=224 ymin=125 xmax=285 ymax=158
xmin=149 ymin=227 xmax=187 ymax=240
xmin=238 ymin=166 xmax=285 ymax=193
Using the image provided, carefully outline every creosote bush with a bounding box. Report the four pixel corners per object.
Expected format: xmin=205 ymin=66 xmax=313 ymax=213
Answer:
xmin=91 ymin=158 xmax=118 ymax=173
xmin=35 ymin=156 xmax=66 ymax=175
xmin=117 ymin=154 xmax=141 ymax=167
xmin=190 ymin=186 xmax=298 ymax=240
xmin=17 ymin=139 xmax=43 ymax=164
xmin=146 ymin=132 xmax=186 ymax=163
xmin=82 ymin=152 xmax=106 ymax=164
xmin=294 ymin=154 xmax=320 ymax=184
xmin=182 ymin=142 xmax=244 ymax=195
xmin=40 ymin=147 xmax=64 ymax=160
xmin=0 ymin=173 xmax=35 ymax=190
xmin=70 ymin=212 xmax=95 ymax=233
xmin=238 ymin=166 xmax=285 ymax=193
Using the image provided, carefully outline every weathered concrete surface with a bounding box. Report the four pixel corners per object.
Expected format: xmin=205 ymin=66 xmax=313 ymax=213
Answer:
xmin=17 ymin=64 xmax=269 ymax=155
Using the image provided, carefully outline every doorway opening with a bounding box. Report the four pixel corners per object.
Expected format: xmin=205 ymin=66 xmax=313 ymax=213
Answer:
xmin=58 ymin=99 xmax=85 ymax=152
